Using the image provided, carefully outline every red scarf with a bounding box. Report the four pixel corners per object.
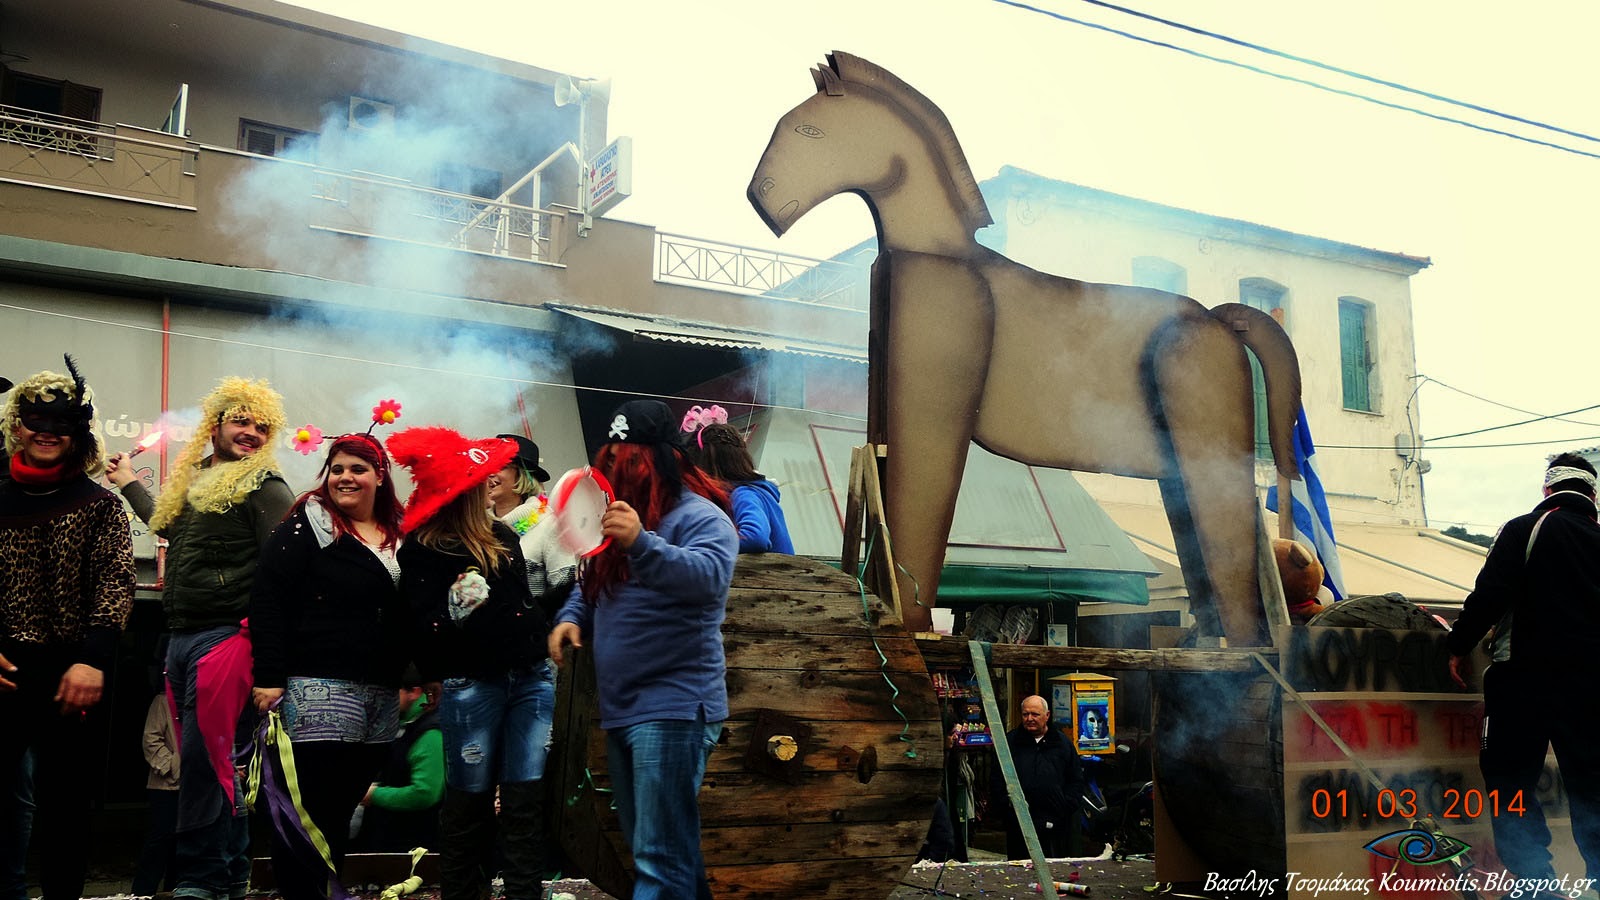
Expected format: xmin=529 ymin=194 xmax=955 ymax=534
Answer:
xmin=8 ymin=455 xmax=73 ymax=486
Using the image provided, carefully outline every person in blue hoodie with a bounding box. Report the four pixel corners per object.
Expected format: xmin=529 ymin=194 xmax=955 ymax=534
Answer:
xmin=549 ymin=399 xmax=737 ymax=900
xmin=692 ymin=422 xmax=793 ymax=555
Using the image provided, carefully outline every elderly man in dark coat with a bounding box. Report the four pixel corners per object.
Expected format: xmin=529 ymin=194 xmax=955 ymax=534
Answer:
xmin=993 ymin=694 xmax=1084 ymax=860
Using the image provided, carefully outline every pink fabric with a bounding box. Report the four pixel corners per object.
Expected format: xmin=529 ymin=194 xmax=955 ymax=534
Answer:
xmin=195 ymin=620 xmax=254 ymax=805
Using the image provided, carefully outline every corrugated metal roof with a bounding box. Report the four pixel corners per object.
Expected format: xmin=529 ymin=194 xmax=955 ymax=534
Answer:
xmin=548 ymin=304 xmax=867 ymax=363
xmin=758 ymin=409 xmax=1158 ymax=586
xmin=1094 ymin=500 xmax=1485 ymax=606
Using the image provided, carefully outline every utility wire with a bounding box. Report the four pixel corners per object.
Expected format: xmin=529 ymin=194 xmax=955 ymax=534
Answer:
xmin=1321 ymin=434 xmax=1600 ymax=451
xmin=987 ymin=0 xmax=1600 ymax=162
xmin=1071 ymin=0 xmax=1600 ymax=147
xmin=1425 ymin=402 xmax=1600 ymax=442
xmin=1420 ymin=375 xmax=1600 ymax=428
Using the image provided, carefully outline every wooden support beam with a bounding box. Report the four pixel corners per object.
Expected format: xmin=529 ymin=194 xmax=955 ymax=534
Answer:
xmin=969 ymin=640 xmax=1058 ymax=900
xmin=915 ymin=637 xmax=1274 ymax=673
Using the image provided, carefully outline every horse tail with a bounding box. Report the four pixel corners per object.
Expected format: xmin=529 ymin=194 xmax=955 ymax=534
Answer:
xmin=1207 ymin=303 xmax=1302 ymax=480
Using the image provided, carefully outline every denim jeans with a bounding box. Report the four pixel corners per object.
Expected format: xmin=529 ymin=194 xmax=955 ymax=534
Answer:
xmin=0 ymin=748 xmax=34 ymax=900
xmin=167 ymin=627 xmax=252 ymax=900
xmin=606 ymin=717 xmax=722 ymax=900
xmin=438 ymin=664 xmax=555 ymax=792
xmin=0 ymin=646 xmax=94 ymax=900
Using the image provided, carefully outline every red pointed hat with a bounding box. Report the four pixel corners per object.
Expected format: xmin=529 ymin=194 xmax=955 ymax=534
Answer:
xmin=387 ymin=426 xmax=518 ymax=533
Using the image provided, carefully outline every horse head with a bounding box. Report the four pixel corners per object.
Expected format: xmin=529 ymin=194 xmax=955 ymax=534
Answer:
xmin=748 ymin=52 xmax=992 ymax=249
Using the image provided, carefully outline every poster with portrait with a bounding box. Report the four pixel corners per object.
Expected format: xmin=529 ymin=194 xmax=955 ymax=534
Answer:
xmin=1074 ymin=688 xmax=1113 ymax=754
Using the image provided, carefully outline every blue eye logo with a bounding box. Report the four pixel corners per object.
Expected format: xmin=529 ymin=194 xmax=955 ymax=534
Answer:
xmin=1363 ymin=829 xmax=1471 ymax=866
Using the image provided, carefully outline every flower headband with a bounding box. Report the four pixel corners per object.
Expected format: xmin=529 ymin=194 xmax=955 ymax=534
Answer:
xmin=290 ymin=398 xmax=404 ymax=457
xmin=680 ymin=404 xmax=728 ymax=448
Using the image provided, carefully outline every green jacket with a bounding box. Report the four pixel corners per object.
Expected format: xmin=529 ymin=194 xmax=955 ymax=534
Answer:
xmin=122 ymin=473 xmax=294 ymax=631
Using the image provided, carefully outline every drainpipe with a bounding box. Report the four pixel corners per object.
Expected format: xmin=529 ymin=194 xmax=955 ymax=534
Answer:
xmin=136 ymin=296 xmax=172 ymax=593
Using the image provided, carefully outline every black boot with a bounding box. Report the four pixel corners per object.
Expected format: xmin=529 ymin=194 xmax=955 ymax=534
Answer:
xmin=438 ymin=788 xmax=496 ymax=900
xmin=497 ymin=781 xmax=548 ymax=900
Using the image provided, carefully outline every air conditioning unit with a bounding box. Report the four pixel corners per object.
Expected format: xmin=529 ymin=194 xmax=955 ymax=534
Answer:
xmin=347 ymin=96 xmax=395 ymax=133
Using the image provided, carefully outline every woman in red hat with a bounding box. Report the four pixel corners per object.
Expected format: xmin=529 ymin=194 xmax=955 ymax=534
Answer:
xmin=548 ymin=399 xmax=738 ymax=900
xmin=248 ymin=433 xmax=407 ymax=900
xmin=388 ymin=427 xmax=553 ymax=900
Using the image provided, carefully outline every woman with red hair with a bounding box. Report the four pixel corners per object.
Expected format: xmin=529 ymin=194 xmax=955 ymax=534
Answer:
xmin=549 ymin=399 xmax=737 ymax=900
xmin=248 ymin=433 xmax=408 ymax=900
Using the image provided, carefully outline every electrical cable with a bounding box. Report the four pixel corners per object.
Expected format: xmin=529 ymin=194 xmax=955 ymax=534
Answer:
xmin=987 ymin=0 xmax=1600 ymax=162
xmin=1070 ymin=0 xmax=1600 ymax=147
xmin=1419 ymin=375 xmax=1600 ymax=428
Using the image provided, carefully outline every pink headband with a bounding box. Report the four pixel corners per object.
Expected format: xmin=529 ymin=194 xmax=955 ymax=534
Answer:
xmin=680 ymin=404 xmax=728 ymax=448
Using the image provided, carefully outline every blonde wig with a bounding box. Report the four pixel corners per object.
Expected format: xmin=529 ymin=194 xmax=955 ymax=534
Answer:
xmin=149 ymin=377 xmax=288 ymax=532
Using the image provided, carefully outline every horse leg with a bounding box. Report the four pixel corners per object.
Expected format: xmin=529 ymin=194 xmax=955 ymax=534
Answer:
xmin=1146 ymin=317 xmax=1268 ymax=647
xmin=878 ymin=253 xmax=995 ymax=633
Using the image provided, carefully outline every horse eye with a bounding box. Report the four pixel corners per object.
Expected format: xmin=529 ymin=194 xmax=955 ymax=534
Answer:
xmin=795 ymin=124 xmax=825 ymax=139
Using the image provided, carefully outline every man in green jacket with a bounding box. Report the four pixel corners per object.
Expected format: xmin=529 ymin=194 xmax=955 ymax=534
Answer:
xmin=107 ymin=377 xmax=292 ymax=900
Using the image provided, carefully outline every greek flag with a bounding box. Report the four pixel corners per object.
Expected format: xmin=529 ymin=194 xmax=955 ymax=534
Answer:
xmin=1266 ymin=409 xmax=1346 ymax=601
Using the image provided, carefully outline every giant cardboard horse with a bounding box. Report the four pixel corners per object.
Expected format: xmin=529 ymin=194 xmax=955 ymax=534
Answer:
xmin=748 ymin=52 xmax=1302 ymax=646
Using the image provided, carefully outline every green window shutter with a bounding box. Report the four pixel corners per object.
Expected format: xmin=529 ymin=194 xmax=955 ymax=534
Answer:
xmin=1339 ymin=301 xmax=1370 ymax=411
xmin=1239 ymin=280 xmax=1283 ymax=459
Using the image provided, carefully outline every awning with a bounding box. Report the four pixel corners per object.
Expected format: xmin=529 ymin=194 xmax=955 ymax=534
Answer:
xmin=547 ymin=303 xmax=867 ymax=363
xmin=938 ymin=565 xmax=1150 ymax=607
xmin=758 ymin=409 xmax=1158 ymax=606
xmin=1093 ymin=499 xmax=1485 ymax=607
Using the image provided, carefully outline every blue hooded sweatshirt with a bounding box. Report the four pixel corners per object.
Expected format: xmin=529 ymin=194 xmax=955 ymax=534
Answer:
xmin=731 ymin=478 xmax=794 ymax=555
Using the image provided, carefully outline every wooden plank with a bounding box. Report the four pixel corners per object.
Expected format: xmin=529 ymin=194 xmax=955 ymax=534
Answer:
xmin=723 ymin=631 xmax=927 ymax=673
xmin=548 ymin=647 xmax=633 ymax=900
xmin=580 ymin=770 xmax=944 ymax=827
xmin=730 ymin=554 xmax=863 ymax=592
xmin=989 ymin=643 xmax=1276 ymax=673
xmin=582 ymin=718 xmax=946 ymax=776
xmin=706 ymin=857 xmax=910 ymax=900
xmin=724 ymin=668 xmax=941 ymax=721
xmin=725 ymin=588 xmax=891 ymax=634
xmin=698 ymin=819 xmax=928 ymax=864
xmin=711 ymin=718 xmax=944 ymax=774
xmin=840 ymin=445 xmax=867 ymax=575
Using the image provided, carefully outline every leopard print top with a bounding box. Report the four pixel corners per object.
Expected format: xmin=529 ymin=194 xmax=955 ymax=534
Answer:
xmin=0 ymin=475 xmax=136 ymax=666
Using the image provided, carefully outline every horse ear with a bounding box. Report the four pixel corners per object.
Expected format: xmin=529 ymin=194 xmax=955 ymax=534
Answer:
xmin=818 ymin=64 xmax=845 ymax=97
xmin=811 ymin=66 xmax=825 ymax=93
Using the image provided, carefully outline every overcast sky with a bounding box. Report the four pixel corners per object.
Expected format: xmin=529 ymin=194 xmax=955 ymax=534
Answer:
xmin=289 ymin=0 xmax=1600 ymax=536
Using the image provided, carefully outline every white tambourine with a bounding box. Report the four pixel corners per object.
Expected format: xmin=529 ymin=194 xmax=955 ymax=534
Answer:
xmin=550 ymin=466 xmax=615 ymax=558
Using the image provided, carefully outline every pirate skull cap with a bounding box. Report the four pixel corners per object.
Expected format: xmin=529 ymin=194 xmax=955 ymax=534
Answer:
xmin=387 ymin=426 xmax=518 ymax=533
xmin=604 ymin=399 xmax=677 ymax=446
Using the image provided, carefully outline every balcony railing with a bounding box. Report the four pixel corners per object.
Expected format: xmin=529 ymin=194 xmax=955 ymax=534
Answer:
xmin=0 ymin=105 xmax=197 ymax=207
xmin=309 ymin=168 xmax=565 ymax=264
xmin=655 ymin=232 xmax=868 ymax=311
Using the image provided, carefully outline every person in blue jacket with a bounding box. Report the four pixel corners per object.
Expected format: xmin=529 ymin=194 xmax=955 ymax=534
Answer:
xmin=549 ymin=399 xmax=737 ymax=900
xmin=692 ymin=422 xmax=794 ymax=555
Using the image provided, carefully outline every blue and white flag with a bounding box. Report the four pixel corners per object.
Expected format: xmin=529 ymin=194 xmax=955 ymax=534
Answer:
xmin=1265 ymin=409 xmax=1346 ymax=601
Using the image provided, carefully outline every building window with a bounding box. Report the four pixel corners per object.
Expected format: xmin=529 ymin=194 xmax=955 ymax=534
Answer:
xmin=0 ymin=66 xmax=102 ymax=121
xmin=1238 ymin=278 xmax=1287 ymax=459
xmin=1131 ymin=256 xmax=1187 ymax=295
xmin=1338 ymin=297 xmax=1374 ymax=412
xmin=238 ymin=120 xmax=315 ymax=158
